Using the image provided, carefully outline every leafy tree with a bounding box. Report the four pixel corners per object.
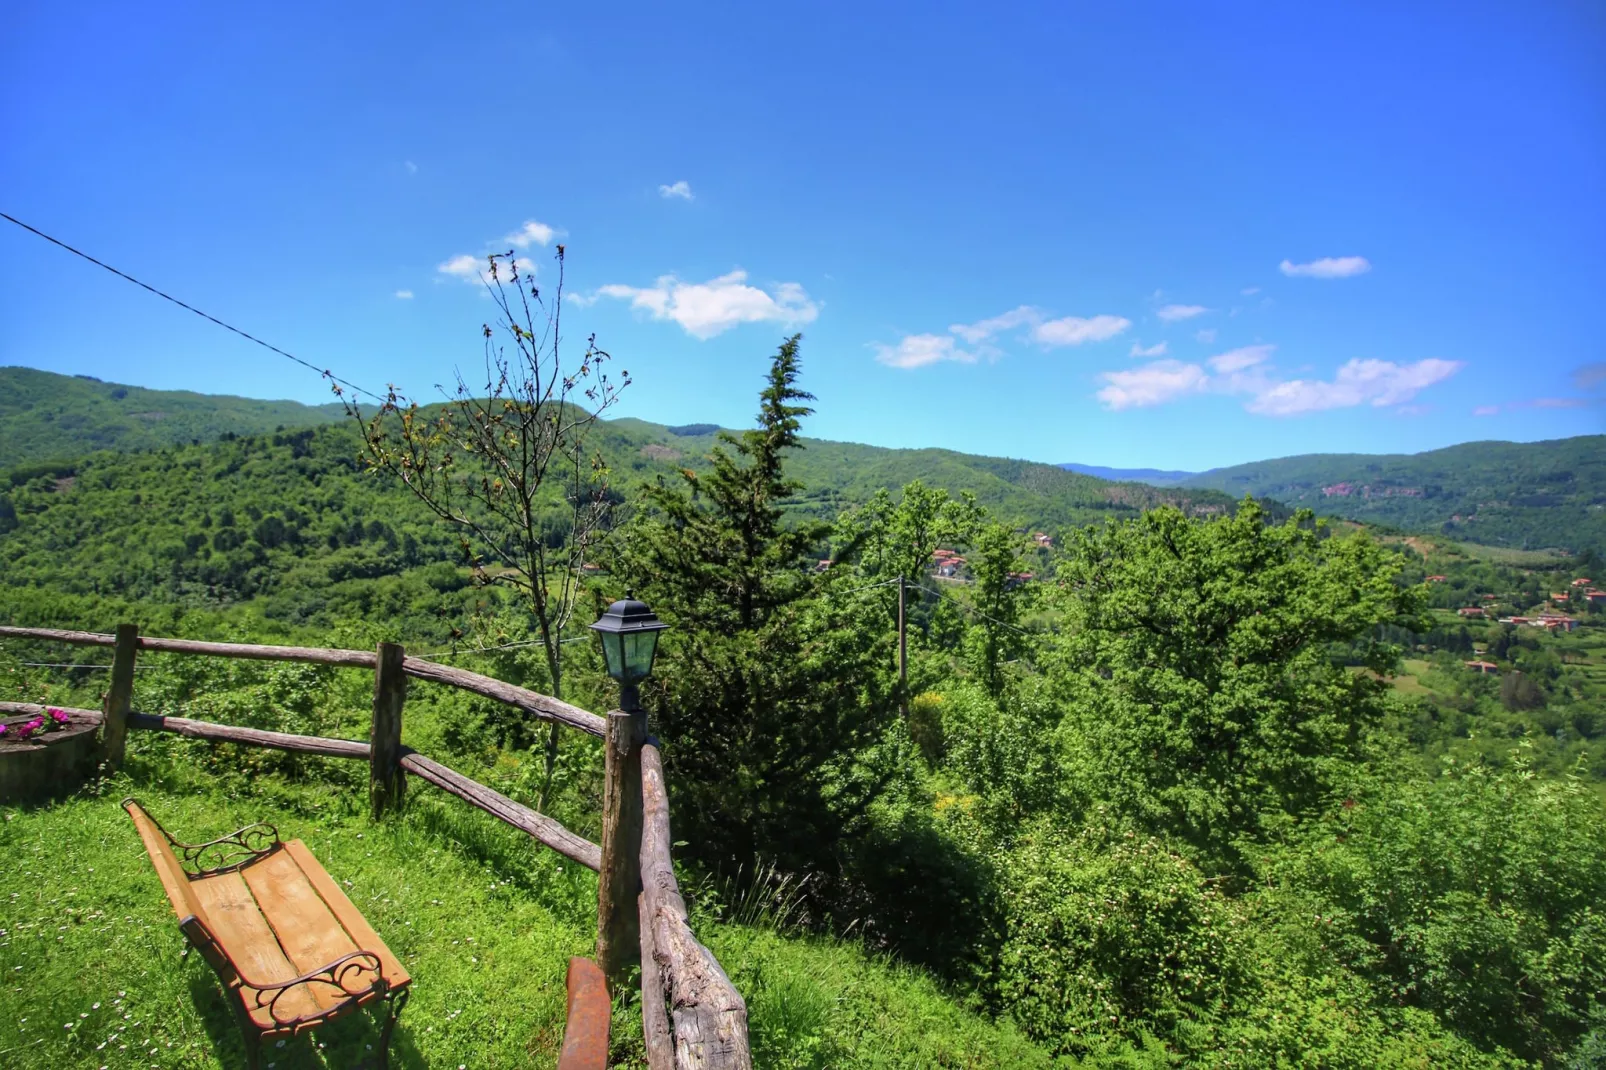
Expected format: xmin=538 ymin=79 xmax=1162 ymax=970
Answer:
xmin=351 ymin=247 xmax=627 ymax=808
xmin=1047 ymin=500 xmax=1426 ymax=864
xmin=964 ymin=521 xmax=1032 ymax=694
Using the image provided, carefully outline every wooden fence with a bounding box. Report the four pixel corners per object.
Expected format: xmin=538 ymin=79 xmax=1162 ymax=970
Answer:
xmin=0 ymin=624 xmax=751 ymax=1070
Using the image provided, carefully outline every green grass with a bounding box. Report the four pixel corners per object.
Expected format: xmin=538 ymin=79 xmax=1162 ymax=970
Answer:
xmin=0 ymin=748 xmax=1061 ymax=1069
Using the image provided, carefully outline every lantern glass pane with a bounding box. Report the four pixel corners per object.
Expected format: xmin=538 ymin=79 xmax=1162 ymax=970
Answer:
xmin=623 ymin=630 xmax=659 ymax=681
xmin=599 ymin=632 xmax=626 ymax=680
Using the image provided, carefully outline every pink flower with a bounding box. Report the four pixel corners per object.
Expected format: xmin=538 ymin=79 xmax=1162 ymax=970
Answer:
xmin=0 ymin=723 xmax=8 ymax=737
xmin=48 ymin=707 xmax=70 ymax=725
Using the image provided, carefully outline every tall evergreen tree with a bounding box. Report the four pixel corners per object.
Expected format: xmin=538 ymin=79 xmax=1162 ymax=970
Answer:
xmin=609 ymin=336 xmax=899 ymax=886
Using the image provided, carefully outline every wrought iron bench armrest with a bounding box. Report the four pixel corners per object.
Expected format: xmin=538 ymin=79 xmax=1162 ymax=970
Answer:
xmin=236 ymin=950 xmax=389 ymax=1028
xmin=165 ymin=822 xmax=282 ymax=877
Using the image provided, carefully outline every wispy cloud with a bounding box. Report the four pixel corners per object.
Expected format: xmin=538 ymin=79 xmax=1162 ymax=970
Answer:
xmin=1129 ymin=341 xmax=1167 ymax=358
xmin=594 ymin=270 xmax=818 ymax=339
xmin=1207 ymin=344 xmax=1274 ymax=374
xmin=658 ymin=180 xmax=694 ymax=200
xmin=1240 ymin=286 xmax=1260 ymax=296
xmin=884 ymin=304 xmax=1130 ymax=370
xmin=1473 ymin=405 xmax=1500 ymax=417
xmin=1033 ymin=314 xmax=1131 ymax=347
xmin=1097 ymin=349 xmax=1462 ymax=415
xmin=1573 ymin=362 xmax=1606 ymax=391
xmin=1157 ymin=303 xmax=1209 ymax=322
xmin=874 ymin=334 xmax=978 ymax=369
xmin=405 ymin=160 xmax=418 ymax=175
xmin=1245 ymin=358 xmax=1461 ymax=415
xmin=504 ymin=220 xmax=557 ymax=248
xmin=394 ymin=289 xmax=414 ymax=300
xmin=1279 ymin=255 xmax=1371 ymax=279
xmin=950 ymin=305 xmax=1041 ymax=344
xmin=1098 ymin=360 xmax=1209 ymax=410
xmin=1195 ymin=328 xmax=1218 ymax=344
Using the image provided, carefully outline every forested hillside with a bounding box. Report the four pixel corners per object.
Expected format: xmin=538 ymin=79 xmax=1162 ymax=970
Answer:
xmin=0 ymin=365 xmax=345 ymax=468
xmin=1180 ymin=436 xmax=1606 ymax=556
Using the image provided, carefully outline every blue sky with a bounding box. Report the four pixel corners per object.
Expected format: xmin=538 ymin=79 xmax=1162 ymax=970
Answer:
xmin=3 ymin=1 xmax=1602 ymax=470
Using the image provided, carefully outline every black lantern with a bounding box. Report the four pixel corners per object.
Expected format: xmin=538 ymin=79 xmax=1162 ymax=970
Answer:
xmin=589 ymin=595 xmax=668 ymax=705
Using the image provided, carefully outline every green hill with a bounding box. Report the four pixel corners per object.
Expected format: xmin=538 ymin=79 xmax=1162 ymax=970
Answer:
xmin=1181 ymin=436 xmax=1606 ymax=557
xmin=0 ymin=365 xmax=345 ymax=469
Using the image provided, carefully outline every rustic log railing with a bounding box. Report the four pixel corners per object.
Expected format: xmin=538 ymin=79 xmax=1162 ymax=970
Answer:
xmin=0 ymin=624 xmax=750 ymax=1069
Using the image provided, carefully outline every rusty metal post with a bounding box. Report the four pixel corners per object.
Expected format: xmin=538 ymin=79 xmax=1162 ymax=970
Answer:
xmin=558 ymin=956 xmax=611 ymax=1070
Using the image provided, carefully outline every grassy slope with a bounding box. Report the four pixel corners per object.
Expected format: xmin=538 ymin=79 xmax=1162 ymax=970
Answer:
xmin=0 ymin=367 xmax=346 ymax=470
xmin=0 ymin=761 xmax=1058 ymax=1070
xmin=1180 ymin=436 xmax=1606 ymax=555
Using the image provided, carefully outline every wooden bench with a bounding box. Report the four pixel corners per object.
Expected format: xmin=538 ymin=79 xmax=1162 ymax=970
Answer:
xmin=123 ymin=798 xmax=411 ymax=1069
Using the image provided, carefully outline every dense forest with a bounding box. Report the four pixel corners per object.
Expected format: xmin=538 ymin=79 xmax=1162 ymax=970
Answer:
xmin=3 ymin=344 xmax=1605 ymax=1068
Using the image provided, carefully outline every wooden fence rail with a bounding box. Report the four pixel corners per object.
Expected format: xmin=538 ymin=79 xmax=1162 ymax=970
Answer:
xmin=1 ymin=623 xmax=749 ymax=1069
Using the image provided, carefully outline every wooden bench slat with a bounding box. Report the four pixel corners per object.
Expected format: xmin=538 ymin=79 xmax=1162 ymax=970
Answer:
xmin=241 ymin=849 xmax=363 ymax=1012
xmin=191 ymin=871 xmax=326 ymax=1026
xmin=283 ymin=840 xmax=410 ymax=987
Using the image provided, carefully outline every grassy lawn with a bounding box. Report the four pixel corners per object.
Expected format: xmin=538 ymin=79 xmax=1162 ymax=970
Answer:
xmin=1 ymin=747 xmax=1061 ymax=1070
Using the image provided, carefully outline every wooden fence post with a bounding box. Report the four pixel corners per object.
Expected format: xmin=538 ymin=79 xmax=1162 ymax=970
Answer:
xmin=597 ymin=706 xmax=646 ymax=982
xmin=102 ymin=623 xmax=139 ymax=770
xmin=369 ymin=641 xmax=407 ymax=819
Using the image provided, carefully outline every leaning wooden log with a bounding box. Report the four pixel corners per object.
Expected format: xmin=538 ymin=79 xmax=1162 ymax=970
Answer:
xmin=127 ymin=711 xmax=372 ymax=760
xmin=401 ymin=658 xmax=606 ymax=737
xmin=639 ymin=742 xmax=751 ymax=1070
xmin=398 ymin=750 xmax=602 ymax=872
xmin=640 ymin=891 xmax=676 ymax=1070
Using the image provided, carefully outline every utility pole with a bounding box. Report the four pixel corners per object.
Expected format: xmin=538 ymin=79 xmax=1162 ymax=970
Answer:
xmin=897 ymin=575 xmax=908 ymax=719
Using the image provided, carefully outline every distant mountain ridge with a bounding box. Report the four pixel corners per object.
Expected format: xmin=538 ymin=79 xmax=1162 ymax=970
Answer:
xmin=1177 ymin=437 xmax=1606 ymax=557
xmin=4 ymin=367 xmax=1599 ymax=556
xmin=1059 ymin=462 xmax=1198 ymax=486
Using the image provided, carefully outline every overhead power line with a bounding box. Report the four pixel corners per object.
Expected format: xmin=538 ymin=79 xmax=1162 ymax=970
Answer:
xmin=0 ymin=210 xmax=383 ymax=403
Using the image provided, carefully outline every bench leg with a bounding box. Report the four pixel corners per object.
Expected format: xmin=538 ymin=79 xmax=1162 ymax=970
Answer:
xmin=378 ymin=985 xmax=409 ymax=1070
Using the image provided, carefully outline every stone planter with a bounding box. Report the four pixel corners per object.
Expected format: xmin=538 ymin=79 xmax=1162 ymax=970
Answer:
xmin=0 ymin=708 xmax=103 ymax=804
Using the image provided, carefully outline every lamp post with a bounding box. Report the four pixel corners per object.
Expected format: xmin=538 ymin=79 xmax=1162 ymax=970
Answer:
xmin=589 ymin=594 xmax=668 ymax=981
xmin=588 ymin=594 xmax=669 ymax=712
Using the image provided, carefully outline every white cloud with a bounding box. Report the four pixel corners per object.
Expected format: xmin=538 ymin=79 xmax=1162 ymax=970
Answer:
xmin=874 ymin=334 xmax=978 ymax=369
xmin=1157 ymin=303 xmax=1209 ymax=322
xmin=1097 ymin=360 xmax=1209 ymax=410
xmin=437 ymin=254 xmax=482 ymax=281
xmin=1095 ymin=347 xmax=1461 ymax=416
xmin=658 ymin=180 xmax=694 ymax=200
xmin=1129 ymin=341 xmax=1168 ymax=358
xmin=394 ymin=289 xmax=414 ymax=300
xmin=1208 ymin=344 xmax=1274 ymax=374
xmin=1279 ymin=255 xmax=1371 ymax=279
xmin=1032 ymin=314 xmax=1130 ymax=346
xmin=504 ymin=220 xmax=557 ymax=248
xmin=595 ymin=270 xmax=819 ymax=339
xmin=1241 ymin=286 xmax=1260 ymax=296
xmin=1245 ymin=358 xmax=1462 ymax=415
xmin=950 ymin=305 xmax=1042 ymax=344
xmin=1472 ymin=405 xmax=1500 ymax=417
xmin=437 ymin=253 xmax=534 ymax=284
xmin=1195 ymin=328 xmax=1218 ymax=344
